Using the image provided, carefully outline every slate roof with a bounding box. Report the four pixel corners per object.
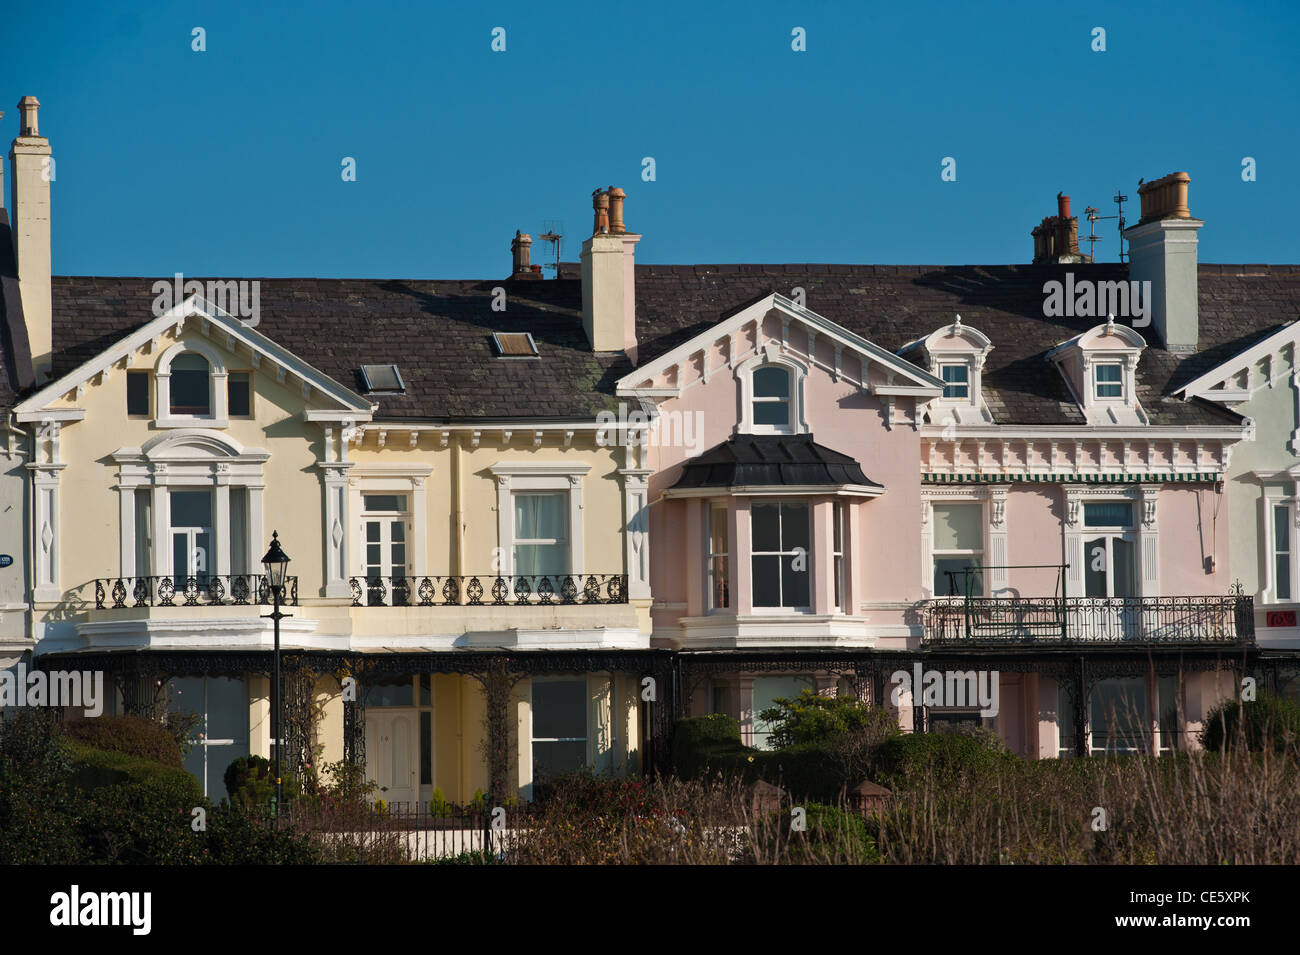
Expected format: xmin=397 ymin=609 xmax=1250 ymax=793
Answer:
xmin=10 ymin=263 xmax=1300 ymax=426
xmin=670 ymin=434 xmax=881 ymax=490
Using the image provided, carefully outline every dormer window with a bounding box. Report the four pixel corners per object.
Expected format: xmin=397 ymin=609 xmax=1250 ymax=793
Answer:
xmin=1046 ymin=319 xmax=1147 ymax=426
xmin=901 ymin=316 xmax=994 ymax=425
xmin=940 ymin=364 xmax=970 ymax=399
xmin=170 ymin=353 xmax=212 ymax=415
xmin=1094 ymin=362 xmax=1123 ymax=399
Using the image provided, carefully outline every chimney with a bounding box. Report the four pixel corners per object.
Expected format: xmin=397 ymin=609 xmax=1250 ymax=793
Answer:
xmin=580 ymin=186 xmax=640 ymax=355
xmin=9 ymin=96 xmax=52 ymax=379
xmin=1031 ymin=192 xmax=1086 ymax=264
xmin=510 ymin=230 xmax=541 ymax=279
xmin=1124 ymin=171 xmax=1201 ymax=352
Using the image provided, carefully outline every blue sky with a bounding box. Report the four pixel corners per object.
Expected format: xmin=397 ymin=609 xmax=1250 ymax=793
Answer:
xmin=4 ymin=0 xmax=1298 ymax=278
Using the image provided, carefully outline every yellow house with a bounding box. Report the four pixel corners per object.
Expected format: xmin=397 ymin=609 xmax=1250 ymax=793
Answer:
xmin=10 ymin=102 xmax=661 ymax=805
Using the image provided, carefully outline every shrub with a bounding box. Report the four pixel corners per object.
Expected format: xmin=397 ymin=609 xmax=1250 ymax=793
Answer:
xmin=64 ymin=714 xmax=184 ymax=767
xmin=872 ymin=730 xmax=1016 ymax=786
xmin=201 ymin=807 xmax=323 ymax=864
xmin=1201 ymin=691 xmax=1300 ymax=753
xmin=429 ymin=787 xmax=449 ymax=815
xmin=223 ymin=754 xmax=301 ymax=810
xmin=757 ymin=691 xmax=899 ymax=751
xmin=68 ymin=741 xmax=203 ymax=804
xmin=66 ymin=740 xmax=204 ymax=864
xmin=0 ymin=709 xmax=81 ymax=864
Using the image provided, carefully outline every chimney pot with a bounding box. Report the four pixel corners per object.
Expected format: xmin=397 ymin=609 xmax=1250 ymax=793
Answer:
xmin=1057 ymin=192 xmax=1071 ymax=219
xmin=592 ymin=188 xmax=611 ymax=236
xmin=17 ymin=96 xmax=39 ymax=137
xmin=608 ymin=186 xmax=626 ymax=234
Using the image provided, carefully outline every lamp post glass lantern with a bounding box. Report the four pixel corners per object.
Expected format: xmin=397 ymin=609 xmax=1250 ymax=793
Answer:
xmin=261 ymin=531 xmax=291 ymax=816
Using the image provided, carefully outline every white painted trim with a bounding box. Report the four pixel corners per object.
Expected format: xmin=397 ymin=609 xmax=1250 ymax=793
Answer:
xmin=14 ymin=294 xmax=372 ymax=418
xmin=489 ymin=462 xmax=591 ymax=576
xmin=615 ymin=292 xmax=944 ymax=395
xmin=1179 ymin=320 xmax=1300 ymax=400
xmin=736 ymin=349 xmax=809 ymax=435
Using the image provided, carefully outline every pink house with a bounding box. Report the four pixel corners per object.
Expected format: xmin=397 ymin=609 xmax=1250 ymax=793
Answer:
xmin=601 ymin=178 xmax=1279 ymax=759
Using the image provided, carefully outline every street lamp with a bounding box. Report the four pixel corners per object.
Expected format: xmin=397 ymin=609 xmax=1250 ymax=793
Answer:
xmin=261 ymin=530 xmax=291 ymax=817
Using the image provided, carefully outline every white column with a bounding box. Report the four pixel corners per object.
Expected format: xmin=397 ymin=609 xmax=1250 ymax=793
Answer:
xmin=619 ymin=467 xmax=652 ymax=599
xmin=214 ymin=476 xmax=231 ymax=578
xmin=247 ymin=485 xmax=265 ymax=570
xmin=495 ymin=475 xmax=512 ymax=575
xmin=117 ymin=484 xmax=136 ymax=578
xmin=1063 ymin=486 xmax=1085 ymax=599
xmin=988 ymin=486 xmax=1008 ymax=595
xmin=411 ymin=475 xmax=427 ymax=578
xmin=568 ymin=474 xmax=584 ymax=574
xmin=30 ymin=467 xmax=62 ymax=601
xmin=1139 ymin=485 xmax=1160 ymax=596
xmin=319 ymin=463 xmax=352 ymax=598
xmin=152 ymin=482 xmax=170 ymax=578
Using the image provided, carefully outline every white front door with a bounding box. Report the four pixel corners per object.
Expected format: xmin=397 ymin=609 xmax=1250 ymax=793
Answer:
xmin=366 ymin=709 xmax=415 ymax=806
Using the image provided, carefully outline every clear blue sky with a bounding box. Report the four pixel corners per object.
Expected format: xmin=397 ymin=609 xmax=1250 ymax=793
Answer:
xmin=4 ymin=0 xmax=1297 ymax=278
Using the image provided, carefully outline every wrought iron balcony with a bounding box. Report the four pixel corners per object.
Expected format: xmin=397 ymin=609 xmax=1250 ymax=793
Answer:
xmin=922 ymin=594 xmax=1254 ymax=646
xmin=350 ymin=574 xmax=628 ymax=607
xmin=94 ymin=575 xmax=300 ymax=609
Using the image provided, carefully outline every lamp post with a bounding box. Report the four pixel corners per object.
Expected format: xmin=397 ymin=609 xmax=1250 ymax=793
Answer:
xmin=261 ymin=530 xmax=291 ymax=818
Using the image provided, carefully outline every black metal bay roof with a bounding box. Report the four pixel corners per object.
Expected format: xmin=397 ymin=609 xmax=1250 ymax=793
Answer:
xmin=670 ymin=433 xmax=881 ymax=490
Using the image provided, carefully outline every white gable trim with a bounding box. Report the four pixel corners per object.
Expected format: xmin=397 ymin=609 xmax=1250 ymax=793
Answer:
xmin=14 ymin=294 xmax=374 ymax=420
xmin=1178 ymin=320 xmax=1300 ymax=401
xmin=615 ymin=292 xmax=943 ymax=397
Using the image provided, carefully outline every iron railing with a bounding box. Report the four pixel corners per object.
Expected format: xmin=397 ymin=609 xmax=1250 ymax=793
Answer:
xmin=350 ymin=574 xmax=628 ymax=607
xmin=922 ymin=594 xmax=1254 ymax=646
xmin=94 ymin=575 xmax=300 ymax=609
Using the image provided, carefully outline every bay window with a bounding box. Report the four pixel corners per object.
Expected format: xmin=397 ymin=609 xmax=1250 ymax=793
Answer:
xmin=707 ymin=502 xmax=729 ymax=610
xmin=751 ymin=502 xmax=811 ymax=610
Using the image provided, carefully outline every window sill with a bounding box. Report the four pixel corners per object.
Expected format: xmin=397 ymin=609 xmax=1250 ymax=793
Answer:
xmin=155 ymin=417 xmax=229 ymax=429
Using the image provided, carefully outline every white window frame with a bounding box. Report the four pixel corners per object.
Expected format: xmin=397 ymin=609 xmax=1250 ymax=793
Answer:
xmin=155 ymin=340 xmax=229 ymax=429
xmin=939 ymin=363 xmax=970 ymax=399
xmin=347 ymin=465 xmax=432 ymax=580
xmin=359 ymin=492 xmax=412 ymax=581
xmin=490 ymin=462 xmax=590 ymax=577
xmin=930 ymin=499 xmax=986 ymax=597
xmin=111 ymin=430 xmax=268 ymax=581
xmin=736 ymin=349 xmax=810 ymax=436
xmin=1261 ymin=483 xmax=1299 ymax=605
xmin=749 ymin=499 xmax=813 ymax=612
xmin=1080 ymin=502 xmax=1137 ymax=599
xmin=1093 ymin=361 xmax=1124 ymax=401
xmin=706 ymin=500 xmax=730 ymax=612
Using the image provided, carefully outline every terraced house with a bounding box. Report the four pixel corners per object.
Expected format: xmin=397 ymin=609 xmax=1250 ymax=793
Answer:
xmin=4 ymin=96 xmax=1300 ymax=803
xmin=630 ymin=180 xmax=1300 ymax=756
xmin=5 ymin=101 xmax=660 ymax=804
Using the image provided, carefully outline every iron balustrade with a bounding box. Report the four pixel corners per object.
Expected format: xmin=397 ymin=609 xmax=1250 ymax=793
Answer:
xmin=922 ymin=594 xmax=1255 ymax=646
xmin=94 ymin=575 xmax=300 ymax=609
xmin=349 ymin=574 xmax=629 ymax=607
